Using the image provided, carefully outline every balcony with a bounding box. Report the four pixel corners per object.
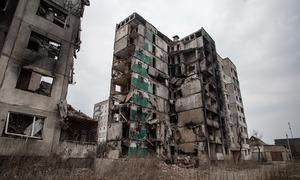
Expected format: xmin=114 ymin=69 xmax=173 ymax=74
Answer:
xmin=114 ymin=36 xmax=136 ymax=59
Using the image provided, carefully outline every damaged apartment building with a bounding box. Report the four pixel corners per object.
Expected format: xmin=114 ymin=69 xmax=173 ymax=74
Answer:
xmin=0 ymin=0 xmax=95 ymax=158
xmin=106 ymin=13 xmax=250 ymax=164
xmin=218 ymin=56 xmax=250 ymax=161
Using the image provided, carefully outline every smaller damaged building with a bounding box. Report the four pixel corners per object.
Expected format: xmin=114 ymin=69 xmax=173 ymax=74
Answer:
xmin=249 ymin=136 xmax=290 ymax=162
xmin=275 ymin=138 xmax=300 ymax=160
xmin=218 ymin=56 xmax=250 ymax=161
xmin=0 ymin=0 xmax=92 ymax=158
xmin=57 ymin=102 xmax=97 ymax=158
xmin=93 ymin=100 xmax=109 ymax=143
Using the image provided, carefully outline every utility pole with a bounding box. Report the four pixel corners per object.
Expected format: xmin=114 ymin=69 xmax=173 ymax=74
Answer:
xmin=286 ymin=133 xmax=293 ymax=161
xmin=288 ymin=122 xmax=294 ymax=138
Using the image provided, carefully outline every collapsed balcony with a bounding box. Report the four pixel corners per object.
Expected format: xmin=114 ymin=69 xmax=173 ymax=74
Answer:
xmin=113 ymin=58 xmax=131 ymax=74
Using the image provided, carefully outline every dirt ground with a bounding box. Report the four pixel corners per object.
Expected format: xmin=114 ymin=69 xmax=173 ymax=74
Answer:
xmin=0 ymin=156 xmax=300 ymax=180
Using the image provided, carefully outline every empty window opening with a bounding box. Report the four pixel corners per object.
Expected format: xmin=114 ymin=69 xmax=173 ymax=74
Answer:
xmin=147 ymin=124 xmax=157 ymax=140
xmin=37 ymin=0 xmax=67 ymax=28
xmin=122 ymin=122 xmax=130 ymax=138
xmin=177 ymin=44 xmax=180 ymax=51
xmin=0 ymin=0 xmax=9 ymax=11
xmin=156 ymin=74 xmax=165 ymax=85
xmin=16 ymin=69 xmax=53 ymax=96
xmin=195 ymin=31 xmax=201 ymax=38
xmin=152 ymin=113 xmax=157 ymax=119
xmin=115 ymin=85 xmax=122 ymax=93
xmin=129 ymin=37 xmax=135 ymax=44
xmin=130 ymin=26 xmax=138 ymax=33
xmin=171 ymin=57 xmax=175 ymax=64
xmin=188 ymin=65 xmax=195 ymax=73
xmin=152 ymin=45 xmax=156 ymax=55
xmin=153 ymin=84 xmax=156 ymax=95
xmin=234 ymin=70 xmax=237 ymax=77
xmin=176 ymin=55 xmax=180 ymax=63
xmin=152 ymin=34 xmax=156 ymax=43
xmin=177 ymin=66 xmax=181 ymax=75
xmin=170 ymin=115 xmax=177 ymax=124
xmin=152 ymin=58 xmax=156 ymax=68
xmin=4 ymin=112 xmax=44 ymax=139
xmin=139 ymin=76 xmax=145 ymax=82
xmin=27 ymin=32 xmax=61 ymax=60
xmin=177 ymin=90 xmax=182 ymax=98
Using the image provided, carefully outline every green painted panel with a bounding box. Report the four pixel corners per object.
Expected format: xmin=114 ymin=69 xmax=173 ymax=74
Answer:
xmin=131 ymin=64 xmax=148 ymax=76
xmin=135 ymin=128 xmax=147 ymax=139
xmin=145 ymin=31 xmax=153 ymax=41
xmin=144 ymin=42 xmax=149 ymax=51
xmin=134 ymin=51 xmax=153 ymax=65
xmin=132 ymin=94 xmax=149 ymax=107
xmin=131 ymin=76 xmax=149 ymax=91
xmin=128 ymin=146 xmax=149 ymax=157
xmin=130 ymin=109 xmax=146 ymax=122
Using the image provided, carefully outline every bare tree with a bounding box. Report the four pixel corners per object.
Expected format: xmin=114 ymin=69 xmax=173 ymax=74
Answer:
xmin=252 ymin=129 xmax=263 ymax=139
xmin=251 ymin=129 xmax=263 ymax=161
xmin=237 ymin=126 xmax=243 ymax=162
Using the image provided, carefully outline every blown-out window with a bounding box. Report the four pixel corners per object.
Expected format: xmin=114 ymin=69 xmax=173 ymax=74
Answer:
xmin=3 ymin=112 xmax=44 ymax=139
xmin=37 ymin=0 xmax=67 ymax=28
xmin=16 ymin=69 xmax=54 ymax=97
xmin=27 ymin=31 xmax=61 ymax=60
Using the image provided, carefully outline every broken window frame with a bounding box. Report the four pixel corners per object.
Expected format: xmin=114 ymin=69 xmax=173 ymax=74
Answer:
xmin=4 ymin=112 xmax=44 ymax=139
xmin=36 ymin=0 xmax=68 ymax=28
xmin=27 ymin=31 xmax=62 ymax=61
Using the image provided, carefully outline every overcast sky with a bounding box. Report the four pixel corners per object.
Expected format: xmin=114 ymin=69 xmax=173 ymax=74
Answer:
xmin=67 ymin=0 xmax=300 ymax=143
